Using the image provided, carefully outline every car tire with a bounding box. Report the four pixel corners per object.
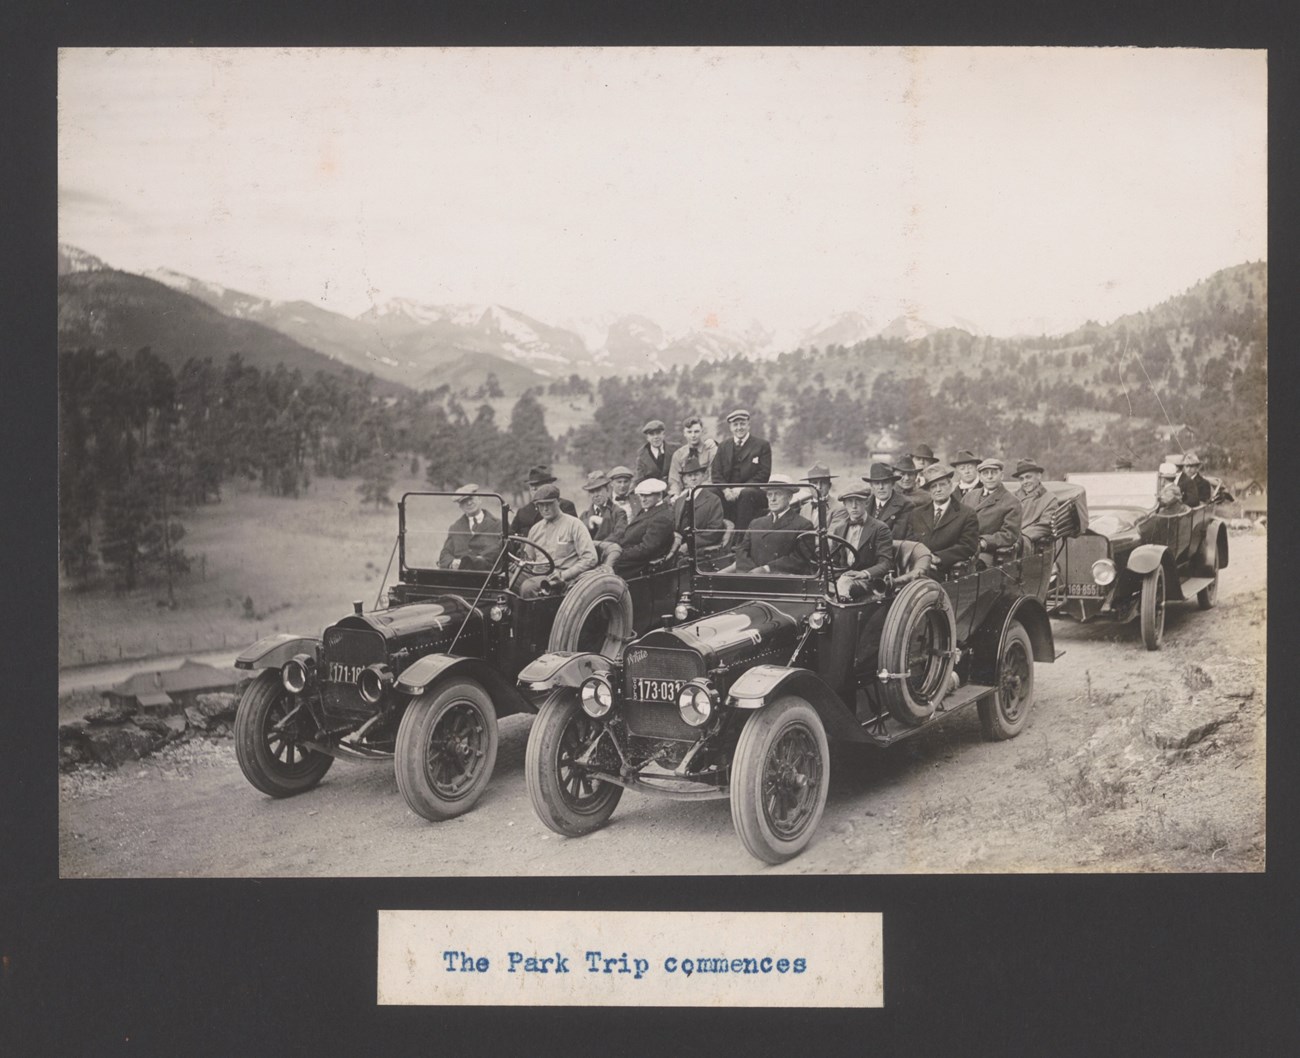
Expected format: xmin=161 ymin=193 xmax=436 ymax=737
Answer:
xmin=395 ymin=679 xmax=498 ymax=821
xmin=876 ymin=578 xmax=957 ymax=726
xmin=729 ymin=696 xmax=829 ymax=864
xmin=549 ymin=570 xmax=634 ymax=658
xmin=234 ymin=670 xmax=334 ymax=797
xmin=1197 ymin=566 xmax=1219 ymax=610
xmin=978 ymin=620 xmax=1035 ymax=741
xmin=1140 ymin=566 xmax=1166 ymax=651
xmin=525 ymin=692 xmax=623 ymax=836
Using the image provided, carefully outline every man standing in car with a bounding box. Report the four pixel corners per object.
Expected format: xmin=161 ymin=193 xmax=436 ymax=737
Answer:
xmin=711 ymin=408 xmax=772 ymax=531
xmin=634 ymin=420 xmax=674 ymax=487
xmin=667 ymin=415 xmax=719 ymax=497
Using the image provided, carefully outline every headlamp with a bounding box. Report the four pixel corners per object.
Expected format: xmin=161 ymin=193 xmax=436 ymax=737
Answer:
xmin=677 ymin=679 xmax=717 ymax=727
xmin=1091 ymin=559 xmax=1117 ymax=587
xmin=579 ymin=675 xmax=614 ymax=718
xmin=281 ymin=653 xmax=314 ymax=694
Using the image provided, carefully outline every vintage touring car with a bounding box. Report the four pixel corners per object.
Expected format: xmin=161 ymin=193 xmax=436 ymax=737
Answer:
xmin=1045 ymin=471 xmax=1229 ymax=650
xmin=518 ymin=483 xmax=1059 ymax=864
xmin=233 ymin=491 xmax=688 ymax=820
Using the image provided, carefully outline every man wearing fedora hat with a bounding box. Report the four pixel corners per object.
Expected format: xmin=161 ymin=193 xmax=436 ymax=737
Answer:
xmin=832 ymin=483 xmax=896 ymax=601
xmin=438 ymin=484 xmax=505 ymax=570
xmin=731 ymin=475 xmax=814 ymax=575
xmin=797 ymin=463 xmax=840 ymax=524
xmin=1176 ymin=451 xmax=1213 ymax=507
xmin=1012 ymin=458 xmax=1060 ymax=547
xmin=909 ymin=443 xmax=939 ymax=468
xmin=509 ymin=465 xmax=577 ymax=537
xmin=580 ymin=470 xmax=629 ymax=567
xmin=667 ymin=415 xmax=719 ymax=497
xmin=711 ymin=408 xmax=772 ymax=532
xmin=858 ymin=462 xmax=914 ymax=540
xmin=891 ymin=455 xmax=929 ymax=510
xmin=673 ymin=455 xmax=726 ymax=548
xmin=972 ymin=458 xmax=1023 ymax=563
xmin=613 ymin=478 xmax=676 ymax=578
xmin=634 ymin=419 xmax=675 ymax=487
xmin=901 ymin=462 xmax=980 ymax=572
xmin=950 ymin=450 xmax=982 ymax=504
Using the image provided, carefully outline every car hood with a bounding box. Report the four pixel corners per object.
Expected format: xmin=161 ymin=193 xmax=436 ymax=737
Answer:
xmin=635 ymin=600 xmax=800 ymax=668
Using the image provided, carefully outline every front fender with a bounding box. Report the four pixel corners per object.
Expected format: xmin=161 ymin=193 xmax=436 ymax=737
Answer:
xmin=1125 ymin=543 xmax=1168 ymax=577
xmin=396 ymin=653 xmax=533 ymax=718
xmin=234 ymin=633 xmax=320 ymax=672
xmin=727 ymin=664 xmax=866 ymax=744
xmin=968 ymin=595 xmax=1056 ymax=686
xmin=517 ymin=651 xmax=613 ymax=694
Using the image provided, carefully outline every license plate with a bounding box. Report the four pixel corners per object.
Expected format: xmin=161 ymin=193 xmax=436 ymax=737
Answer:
xmin=630 ymin=677 xmax=687 ymax=703
xmin=1067 ymin=584 xmax=1103 ymax=597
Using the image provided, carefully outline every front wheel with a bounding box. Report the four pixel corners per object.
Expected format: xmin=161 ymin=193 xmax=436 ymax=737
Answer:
xmin=525 ymin=693 xmax=623 ymax=836
xmin=1140 ymin=566 xmax=1166 ymax=650
xmin=978 ymin=620 xmax=1035 ymax=741
xmin=234 ymin=670 xmax=334 ymax=797
xmin=395 ymin=679 xmax=499 ymax=821
xmin=729 ymin=696 xmax=829 ymax=865
xmin=1197 ymin=566 xmax=1219 ymax=610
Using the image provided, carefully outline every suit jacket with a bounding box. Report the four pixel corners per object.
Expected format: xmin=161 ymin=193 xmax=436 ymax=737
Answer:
xmin=610 ymin=493 xmax=639 ymax=524
xmin=613 ymin=501 xmax=676 ymax=576
xmin=438 ymin=510 xmax=504 ymax=569
xmin=510 ymin=498 xmax=577 ymax=538
xmin=896 ymin=486 xmax=929 ymax=510
xmin=634 ymin=442 xmax=674 ymax=486
xmin=838 ymin=515 xmax=896 ymax=580
xmin=902 ymin=499 xmax=980 ymax=569
xmin=954 ymin=480 xmax=981 ymax=506
xmin=1177 ymin=471 xmax=1213 ymax=507
xmin=581 ymin=500 xmax=628 ymax=545
xmin=799 ymin=494 xmax=841 ymax=528
xmin=971 ymin=483 xmax=1023 ymax=551
xmin=667 ymin=438 xmax=719 ymax=495
xmin=734 ymin=506 xmax=814 ymax=574
xmin=861 ymin=489 xmax=913 ymax=541
xmin=1016 ymin=482 xmax=1061 ymax=545
xmin=673 ymin=487 xmax=726 ymax=547
xmin=711 ymin=434 xmax=772 ymax=487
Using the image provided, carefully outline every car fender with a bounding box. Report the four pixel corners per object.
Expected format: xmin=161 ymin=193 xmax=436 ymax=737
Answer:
xmin=396 ymin=653 xmax=533 ymax=717
xmin=727 ymin=664 xmax=867 ymax=744
xmin=1204 ymin=518 xmax=1229 ymax=570
xmin=967 ymin=595 xmax=1056 ymax=686
xmin=517 ymin=651 xmax=614 ymax=693
xmin=234 ymin=633 xmax=320 ymax=672
xmin=1125 ymin=543 xmax=1168 ymax=577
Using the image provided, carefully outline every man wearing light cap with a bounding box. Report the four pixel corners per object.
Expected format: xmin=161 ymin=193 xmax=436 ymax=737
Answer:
xmin=580 ymin=470 xmax=628 ymax=567
xmin=634 ymin=420 xmax=674 ymax=487
xmin=711 ymin=408 xmax=773 ymax=532
xmin=901 ymin=463 xmax=980 ymax=572
xmin=438 ymin=484 xmax=504 ymax=570
xmin=1176 ymin=451 xmax=1213 ymax=507
xmin=971 ymin=458 xmax=1023 ymax=563
xmin=1011 ymin=458 xmax=1060 ymax=547
xmin=731 ymin=475 xmax=815 ymax=575
xmin=518 ymin=483 xmax=597 ymax=598
xmin=613 ymin=478 xmax=676 ymax=578
xmin=608 ymin=465 xmax=638 ymax=523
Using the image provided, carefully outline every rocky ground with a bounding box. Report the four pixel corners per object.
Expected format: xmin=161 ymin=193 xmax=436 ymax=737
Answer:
xmin=58 ymin=534 xmax=1266 ymax=877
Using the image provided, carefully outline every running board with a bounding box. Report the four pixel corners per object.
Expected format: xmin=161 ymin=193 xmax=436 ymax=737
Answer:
xmin=586 ymin=771 xmax=730 ymax=801
xmin=856 ymin=682 xmax=996 ymax=748
xmin=304 ymin=739 xmax=394 ymax=762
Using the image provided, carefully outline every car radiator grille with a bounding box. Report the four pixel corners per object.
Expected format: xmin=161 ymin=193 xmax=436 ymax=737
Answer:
xmin=622 ymin=647 xmax=706 ymax=741
xmin=321 ymin=627 xmax=387 ymax=714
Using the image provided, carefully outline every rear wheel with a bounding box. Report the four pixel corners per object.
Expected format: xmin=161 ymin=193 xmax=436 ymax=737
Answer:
xmin=1197 ymin=566 xmax=1219 ymax=610
xmin=395 ymin=679 xmax=498 ymax=821
xmin=526 ymin=693 xmax=623 ymax=836
xmin=1140 ymin=566 xmax=1166 ymax=650
xmin=549 ymin=570 xmax=635 ymax=657
xmin=876 ymin=578 xmax=957 ymax=726
xmin=978 ymin=620 xmax=1035 ymax=740
xmin=234 ymin=670 xmax=334 ymax=797
xmin=729 ymin=696 xmax=829 ymax=864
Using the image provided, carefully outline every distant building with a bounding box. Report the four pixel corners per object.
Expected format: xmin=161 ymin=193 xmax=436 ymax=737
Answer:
xmin=101 ymin=659 xmax=241 ymax=713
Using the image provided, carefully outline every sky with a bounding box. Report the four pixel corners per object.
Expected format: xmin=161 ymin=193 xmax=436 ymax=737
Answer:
xmin=58 ymin=47 xmax=1267 ymax=339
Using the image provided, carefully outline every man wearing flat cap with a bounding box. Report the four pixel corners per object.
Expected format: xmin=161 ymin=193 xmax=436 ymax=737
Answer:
xmin=971 ymin=458 xmax=1023 ymax=563
xmin=857 ymin=462 xmax=914 ymax=541
xmin=798 ymin=463 xmax=840 ymax=525
xmin=510 ymin=465 xmax=577 ymax=537
xmin=634 ymin=420 xmax=674 ymax=487
xmin=731 ymin=475 xmax=815 ymax=575
xmin=673 ymin=455 xmax=726 ymax=549
xmin=667 ymin=415 xmax=719 ymax=498
xmin=901 ymin=463 xmax=980 ymax=572
xmin=580 ymin=470 xmax=629 ymax=567
xmin=832 ymin=483 xmax=896 ymax=601
xmin=951 ymin=450 xmax=982 ymax=505
xmin=613 ymin=478 xmax=676 ymax=578
xmin=1176 ymin=451 xmax=1214 ymax=507
xmin=607 ymin=465 xmax=638 ymax=523
xmin=1012 ymin=458 xmax=1060 ymax=547
xmin=711 ymin=408 xmax=772 ymax=532
xmin=518 ymin=483 xmax=597 ymax=598
xmin=438 ymin=484 xmax=505 ymax=570
xmin=891 ymin=455 xmax=929 ymax=510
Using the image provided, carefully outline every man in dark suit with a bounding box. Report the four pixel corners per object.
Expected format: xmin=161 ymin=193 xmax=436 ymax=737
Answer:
xmin=1012 ymin=458 xmax=1061 ymax=547
xmin=890 ymin=455 xmax=929 ymax=510
xmin=510 ymin=465 xmax=576 ymax=537
xmin=731 ymin=476 xmax=815 ymax=575
xmin=673 ymin=456 xmax=726 ymax=548
xmin=613 ymin=478 xmax=676 ymax=578
xmin=711 ymin=408 xmax=772 ymax=531
xmin=580 ymin=470 xmax=629 ymax=567
xmin=1176 ymin=451 xmax=1214 ymax=507
xmin=951 ymin=450 xmax=982 ymax=505
xmin=902 ymin=463 xmax=980 ymax=573
xmin=971 ymin=457 xmax=1023 ymax=564
xmin=437 ymin=483 xmax=504 ymax=570
xmin=855 ymin=462 xmax=914 ymax=540
xmin=831 ymin=485 xmax=896 ymax=600
xmin=633 ymin=419 xmax=674 ymax=486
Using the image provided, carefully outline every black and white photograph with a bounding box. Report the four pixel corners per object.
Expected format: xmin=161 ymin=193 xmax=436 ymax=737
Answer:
xmin=55 ymin=46 xmax=1267 ymax=877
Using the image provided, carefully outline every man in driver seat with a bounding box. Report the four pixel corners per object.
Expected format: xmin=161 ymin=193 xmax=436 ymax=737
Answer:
xmin=438 ymin=483 xmax=504 ymax=570
xmin=732 ymin=475 xmax=815 ymax=575
xmin=517 ymin=484 xmax=597 ymax=598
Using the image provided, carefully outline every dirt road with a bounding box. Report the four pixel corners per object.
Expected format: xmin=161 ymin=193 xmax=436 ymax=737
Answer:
xmin=59 ymin=535 xmax=1266 ymax=876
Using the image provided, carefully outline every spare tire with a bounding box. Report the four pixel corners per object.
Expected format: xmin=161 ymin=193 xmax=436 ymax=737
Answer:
xmin=876 ymin=577 xmax=958 ymax=726
xmin=549 ymin=570 xmax=635 ymax=658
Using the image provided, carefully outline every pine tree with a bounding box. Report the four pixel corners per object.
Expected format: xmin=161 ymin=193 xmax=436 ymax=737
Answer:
xmin=357 ymin=453 xmax=395 ymax=510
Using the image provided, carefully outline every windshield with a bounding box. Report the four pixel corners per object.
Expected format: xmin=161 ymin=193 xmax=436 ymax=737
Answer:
xmin=685 ymin=482 xmax=829 ymax=577
xmin=1066 ymin=472 xmax=1159 ymax=510
xmin=400 ymin=492 xmax=509 ymax=573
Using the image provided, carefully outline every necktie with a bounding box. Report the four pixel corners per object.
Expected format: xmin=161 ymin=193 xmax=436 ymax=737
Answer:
xmin=934 ymin=506 xmax=944 ymax=520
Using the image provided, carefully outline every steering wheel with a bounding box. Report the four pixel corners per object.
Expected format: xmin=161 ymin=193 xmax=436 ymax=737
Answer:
xmin=505 ymin=535 xmax=557 ymax=577
xmin=793 ymin=531 xmax=860 ymax=576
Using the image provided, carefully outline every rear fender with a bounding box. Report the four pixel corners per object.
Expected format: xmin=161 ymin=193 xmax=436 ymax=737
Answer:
xmin=968 ymin=596 xmax=1056 ymax=685
xmin=396 ymin=653 xmax=532 ymax=717
xmin=517 ymin=651 xmax=613 ymax=693
xmin=1204 ymin=519 xmax=1229 ymax=570
xmin=727 ymin=664 xmax=866 ymax=743
xmin=234 ymin=634 xmax=320 ymax=672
